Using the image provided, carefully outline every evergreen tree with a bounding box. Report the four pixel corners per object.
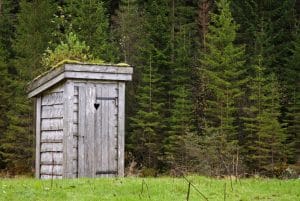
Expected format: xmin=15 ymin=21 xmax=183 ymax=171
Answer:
xmin=64 ymin=0 xmax=118 ymax=62
xmin=114 ymin=0 xmax=142 ymax=65
xmin=164 ymin=0 xmax=197 ymax=169
xmin=0 ymin=0 xmax=18 ymax=169
xmin=1 ymin=0 xmax=56 ymax=173
xmin=199 ymin=0 xmax=246 ymax=175
xmin=129 ymin=54 xmax=164 ymax=169
xmin=232 ymin=1 xmax=297 ymax=171
xmin=0 ymin=46 xmax=10 ymax=169
xmin=128 ymin=0 xmax=171 ymax=170
xmin=244 ymin=57 xmax=286 ymax=174
xmin=285 ymin=32 xmax=300 ymax=164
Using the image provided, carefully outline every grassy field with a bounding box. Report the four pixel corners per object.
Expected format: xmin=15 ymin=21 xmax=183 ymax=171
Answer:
xmin=0 ymin=176 xmax=299 ymax=201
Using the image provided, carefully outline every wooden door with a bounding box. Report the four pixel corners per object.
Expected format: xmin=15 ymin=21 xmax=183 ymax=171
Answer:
xmin=77 ymin=83 xmax=119 ymax=177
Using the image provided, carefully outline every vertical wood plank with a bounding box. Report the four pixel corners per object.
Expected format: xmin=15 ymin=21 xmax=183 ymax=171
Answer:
xmin=108 ymin=87 xmax=118 ymax=174
xmin=118 ymin=82 xmax=125 ymax=177
xmin=95 ymin=85 xmax=102 ymax=177
xmin=35 ymin=96 xmax=42 ymax=178
xmin=85 ymin=83 xmax=96 ymax=177
xmin=102 ymin=84 xmax=109 ymax=177
xmin=63 ymin=81 xmax=74 ymax=178
xmin=78 ymin=84 xmax=86 ymax=177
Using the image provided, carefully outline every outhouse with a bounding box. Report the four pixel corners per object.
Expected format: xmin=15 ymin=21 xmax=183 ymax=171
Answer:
xmin=27 ymin=63 xmax=133 ymax=179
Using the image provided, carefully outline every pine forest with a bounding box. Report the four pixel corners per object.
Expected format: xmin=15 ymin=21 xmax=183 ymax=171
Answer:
xmin=0 ymin=0 xmax=299 ymax=178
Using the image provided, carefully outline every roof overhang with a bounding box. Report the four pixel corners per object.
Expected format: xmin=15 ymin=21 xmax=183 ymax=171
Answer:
xmin=27 ymin=64 xmax=133 ymax=98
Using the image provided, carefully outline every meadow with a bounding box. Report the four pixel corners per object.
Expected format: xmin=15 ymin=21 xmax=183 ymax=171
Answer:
xmin=0 ymin=176 xmax=299 ymax=201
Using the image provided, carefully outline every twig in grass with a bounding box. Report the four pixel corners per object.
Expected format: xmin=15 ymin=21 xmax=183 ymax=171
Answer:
xmin=51 ymin=152 xmax=54 ymax=190
xmin=139 ymin=179 xmax=151 ymax=200
xmin=183 ymin=176 xmax=208 ymax=201
xmin=229 ymin=175 xmax=233 ymax=191
xmin=186 ymin=182 xmax=191 ymax=201
xmin=223 ymin=183 xmax=226 ymax=201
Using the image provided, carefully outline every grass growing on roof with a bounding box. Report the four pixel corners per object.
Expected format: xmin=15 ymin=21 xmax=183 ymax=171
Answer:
xmin=41 ymin=32 xmax=129 ymax=70
xmin=0 ymin=176 xmax=299 ymax=201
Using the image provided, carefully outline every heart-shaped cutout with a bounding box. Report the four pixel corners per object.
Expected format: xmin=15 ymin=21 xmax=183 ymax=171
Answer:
xmin=94 ymin=103 xmax=100 ymax=110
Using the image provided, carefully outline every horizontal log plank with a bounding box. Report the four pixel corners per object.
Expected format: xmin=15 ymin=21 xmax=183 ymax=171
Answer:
xmin=65 ymin=64 xmax=133 ymax=74
xmin=41 ymin=131 xmax=63 ymax=141
xmin=40 ymin=175 xmax=63 ymax=179
xmin=41 ymin=152 xmax=63 ymax=164
xmin=64 ymin=72 xmax=132 ymax=81
xmin=42 ymin=92 xmax=63 ymax=106
xmin=41 ymin=143 xmax=63 ymax=152
xmin=40 ymin=165 xmax=63 ymax=175
xmin=41 ymin=119 xmax=63 ymax=131
xmin=42 ymin=105 xmax=63 ymax=118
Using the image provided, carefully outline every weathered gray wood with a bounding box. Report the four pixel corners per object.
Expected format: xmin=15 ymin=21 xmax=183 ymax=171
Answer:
xmin=73 ymin=103 xmax=78 ymax=112
xmin=72 ymin=124 xmax=78 ymax=135
xmin=41 ymin=143 xmax=63 ymax=152
xmin=64 ymin=64 xmax=133 ymax=74
xmin=64 ymin=72 xmax=132 ymax=82
xmin=72 ymin=159 xmax=77 ymax=175
xmin=29 ymin=64 xmax=132 ymax=179
xmin=72 ymin=87 xmax=79 ymax=176
xmin=63 ymin=81 xmax=75 ymax=178
xmin=94 ymin=85 xmax=102 ymax=177
xmin=41 ymin=152 xmax=63 ymax=164
xmin=85 ymin=83 xmax=96 ymax=177
xmin=42 ymin=92 xmax=63 ymax=106
xmin=40 ymin=165 xmax=63 ymax=175
xmin=42 ymin=105 xmax=63 ymax=118
xmin=47 ymin=84 xmax=64 ymax=93
xmin=28 ymin=73 xmax=65 ymax=98
xmin=28 ymin=64 xmax=132 ymax=98
xmin=40 ymin=175 xmax=63 ymax=179
xmin=41 ymin=161 xmax=62 ymax=165
xmin=35 ymin=96 xmax=42 ymax=178
xmin=101 ymin=84 xmax=109 ymax=177
xmin=108 ymin=89 xmax=118 ymax=175
xmin=118 ymin=82 xmax=125 ymax=176
xmin=41 ymin=131 xmax=63 ymax=141
xmin=27 ymin=66 xmax=65 ymax=95
xmin=41 ymin=119 xmax=63 ymax=131
xmin=78 ymin=85 xmax=86 ymax=177
xmin=73 ymin=112 xmax=78 ymax=124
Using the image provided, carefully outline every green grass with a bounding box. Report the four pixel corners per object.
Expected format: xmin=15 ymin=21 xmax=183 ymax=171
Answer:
xmin=0 ymin=176 xmax=299 ymax=201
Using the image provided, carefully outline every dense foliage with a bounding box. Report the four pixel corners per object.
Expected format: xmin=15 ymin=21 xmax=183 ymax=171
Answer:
xmin=0 ymin=0 xmax=299 ymax=177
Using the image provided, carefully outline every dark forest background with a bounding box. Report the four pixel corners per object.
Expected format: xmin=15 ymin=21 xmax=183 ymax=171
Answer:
xmin=0 ymin=0 xmax=299 ymax=177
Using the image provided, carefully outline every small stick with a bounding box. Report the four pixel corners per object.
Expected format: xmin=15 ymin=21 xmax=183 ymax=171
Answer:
xmin=139 ymin=180 xmax=144 ymax=199
xmin=186 ymin=182 xmax=191 ymax=201
xmin=229 ymin=175 xmax=233 ymax=191
xmin=139 ymin=180 xmax=151 ymax=200
xmin=223 ymin=183 xmax=226 ymax=201
xmin=183 ymin=176 xmax=208 ymax=201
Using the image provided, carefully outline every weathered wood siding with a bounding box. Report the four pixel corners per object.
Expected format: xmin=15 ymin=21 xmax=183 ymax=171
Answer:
xmin=39 ymin=85 xmax=64 ymax=178
xmin=73 ymin=86 xmax=79 ymax=177
xmin=76 ymin=82 xmax=119 ymax=178
xmin=94 ymin=83 xmax=118 ymax=177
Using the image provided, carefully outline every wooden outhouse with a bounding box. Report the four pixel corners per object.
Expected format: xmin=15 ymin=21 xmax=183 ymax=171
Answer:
xmin=27 ymin=63 xmax=133 ymax=179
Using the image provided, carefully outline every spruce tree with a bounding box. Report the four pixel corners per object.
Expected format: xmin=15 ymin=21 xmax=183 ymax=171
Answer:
xmin=244 ymin=57 xmax=286 ymax=174
xmin=114 ymin=0 xmax=142 ymax=64
xmin=129 ymin=54 xmax=164 ymax=169
xmin=0 ymin=46 xmax=10 ymax=169
xmin=199 ymin=0 xmax=246 ymax=175
xmin=0 ymin=0 xmax=17 ymax=169
xmin=285 ymin=32 xmax=300 ymax=164
xmin=128 ymin=0 xmax=171 ymax=170
xmin=64 ymin=0 xmax=118 ymax=62
xmin=1 ymin=0 xmax=56 ymax=173
xmin=164 ymin=0 xmax=198 ymax=169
